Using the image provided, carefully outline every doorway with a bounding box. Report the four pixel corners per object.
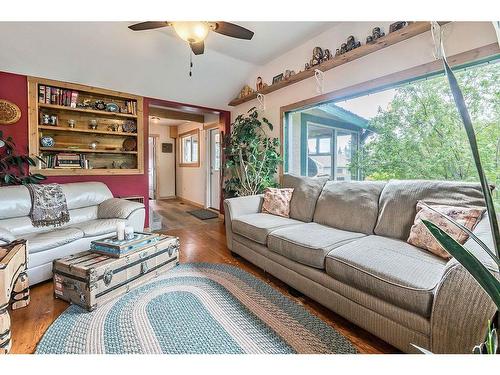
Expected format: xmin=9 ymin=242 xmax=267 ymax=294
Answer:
xmin=208 ymin=128 xmax=221 ymax=210
xmin=148 ymin=135 xmax=158 ymax=200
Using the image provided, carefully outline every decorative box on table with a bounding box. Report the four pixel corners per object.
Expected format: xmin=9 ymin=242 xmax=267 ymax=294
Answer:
xmin=90 ymin=232 xmax=161 ymax=258
xmin=53 ymin=235 xmax=179 ymax=311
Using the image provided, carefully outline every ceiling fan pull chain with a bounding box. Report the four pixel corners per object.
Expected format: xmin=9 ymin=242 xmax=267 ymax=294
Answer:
xmin=189 ymin=52 xmax=193 ymax=77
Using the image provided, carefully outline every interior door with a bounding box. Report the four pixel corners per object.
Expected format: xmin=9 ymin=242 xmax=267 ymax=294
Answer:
xmin=209 ymin=129 xmax=221 ymax=210
xmin=148 ymin=136 xmax=156 ymax=200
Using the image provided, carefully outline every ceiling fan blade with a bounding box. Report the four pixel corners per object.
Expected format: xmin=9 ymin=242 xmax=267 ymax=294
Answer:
xmin=190 ymin=41 xmax=205 ymax=55
xmin=213 ymin=22 xmax=254 ymax=40
xmin=128 ymin=21 xmax=169 ymax=31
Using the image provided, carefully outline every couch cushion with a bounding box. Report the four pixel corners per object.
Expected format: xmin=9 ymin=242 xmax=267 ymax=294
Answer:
xmin=232 ymin=213 xmax=302 ymax=245
xmin=282 ymin=174 xmax=329 ymax=222
xmin=72 ymin=218 xmax=126 ymax=237
xmin=313 ymin=181 xmax=386 ymax=234
xmin=22 ymin=227 xmax=84 ymax=254
xmin=268 ymin=222 xmax=365 ymax=269
xmin=374 ymin=180 xmax=485 ymax=240
xmin=62 ymin=182 xmax=113 ymax=210
xmin=325 ymin=235 xmax=447 ymax=317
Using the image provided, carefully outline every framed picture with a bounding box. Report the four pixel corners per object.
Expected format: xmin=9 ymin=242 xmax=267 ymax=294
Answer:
xmin=272 ymin=73 xmax=284 ymax=85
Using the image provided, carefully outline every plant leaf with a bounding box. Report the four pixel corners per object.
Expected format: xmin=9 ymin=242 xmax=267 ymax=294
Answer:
xmin=422 ymin=219 xmax=500 ymax=310
xmin=443 ymin=58 xmax=500 ymax=262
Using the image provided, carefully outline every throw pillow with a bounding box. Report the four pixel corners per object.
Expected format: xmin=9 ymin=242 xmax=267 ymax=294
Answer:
xmin=261 ymin=188 xmax=294 ymax=218
xmin=407 ymin=201 xmax=485 ymax=259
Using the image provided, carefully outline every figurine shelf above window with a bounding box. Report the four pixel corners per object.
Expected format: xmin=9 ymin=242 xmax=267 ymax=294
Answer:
xmin=228 ymin=22 xmax=443 ymax=106
xmin=28 ymin=77 xmax=144 ymax=176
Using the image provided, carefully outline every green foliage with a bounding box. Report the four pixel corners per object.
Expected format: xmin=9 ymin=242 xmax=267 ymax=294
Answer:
xmin=473 ymin=322 xmax=499 ymax=354
xmin=223 ymin=107 xmax=281 ymax=197
xmin=0 ymin=130 xmax=46 ymax=185
xmin=350 ymin=63 xmax=500 ymax=209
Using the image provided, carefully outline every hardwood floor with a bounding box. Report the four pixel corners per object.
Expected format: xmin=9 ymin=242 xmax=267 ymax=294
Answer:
xmin=9 ymin=199 xmax=397 ymax=354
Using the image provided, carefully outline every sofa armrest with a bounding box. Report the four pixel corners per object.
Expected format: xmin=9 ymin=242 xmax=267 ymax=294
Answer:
xmin=430 ymin=215 xmax=498 ymax=353
xmin=223 ymin=195 xmax=263 ymax=251
xmin=0 ymin=227 xmax=15 ymax=246
xmin=98 ymin=198 xmax=145 ymax=220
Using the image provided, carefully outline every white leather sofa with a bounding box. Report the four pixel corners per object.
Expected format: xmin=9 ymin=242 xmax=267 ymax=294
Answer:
xmin=0 ymin=182 xmax=145 ymax=285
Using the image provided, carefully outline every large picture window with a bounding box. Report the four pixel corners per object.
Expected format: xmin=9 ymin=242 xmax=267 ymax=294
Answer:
xmin=284 ymin=56 xmax=499 ymax=207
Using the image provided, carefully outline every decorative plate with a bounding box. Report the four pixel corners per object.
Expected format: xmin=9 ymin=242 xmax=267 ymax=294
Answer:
xmin=40 ymin=136 xmax=55 ymax=147
xmin=122 ymin=120 xmax=137 ymax=133
xmin=106 ymin=103 xmax=120 ymax=113
xmin=0 ymin=99 xmax=21 ymax=125
xmin=122 ymin=137 xmax=137 ymax=151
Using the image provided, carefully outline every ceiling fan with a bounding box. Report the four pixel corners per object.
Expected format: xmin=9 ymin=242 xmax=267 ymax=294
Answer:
xmin=128 ymin=21 xmax=254 ymax=55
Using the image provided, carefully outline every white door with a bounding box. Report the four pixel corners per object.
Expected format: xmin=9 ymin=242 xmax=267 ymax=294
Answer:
xmin=148 ymin=136 xmax=156 ymax=200
xmin=209 ymin=129 xmax=221 ymax=210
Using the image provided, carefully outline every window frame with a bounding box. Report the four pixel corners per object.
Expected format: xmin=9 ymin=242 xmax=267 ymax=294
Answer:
xmin=280 ymin=47 xmax=500 ymax=182
xmin=178 ymin=128 xmax=200 ymax=167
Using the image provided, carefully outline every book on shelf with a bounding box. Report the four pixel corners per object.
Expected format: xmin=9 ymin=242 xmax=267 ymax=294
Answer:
xmin=38 ymin=85 xmax=79 ymax=108
xmin=38 ymin=153 xmax=91 ymax=169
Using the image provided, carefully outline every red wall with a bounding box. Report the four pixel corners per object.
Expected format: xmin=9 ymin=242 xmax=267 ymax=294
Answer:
xmin=0 ymin=71 xmax=150 ymax=226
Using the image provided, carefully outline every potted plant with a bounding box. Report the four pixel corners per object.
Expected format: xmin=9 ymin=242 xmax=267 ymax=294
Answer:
xmin=0 ymin=131 xmax=46 ymax=185
xmin=223 ymin=107 xmax=281 ymax=197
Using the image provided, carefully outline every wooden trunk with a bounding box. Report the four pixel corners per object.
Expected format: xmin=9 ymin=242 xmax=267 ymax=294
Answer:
xmin=0 ymin=240 xmax=30 ymax=354
xmin=53 ymin=235 xmax=179 ymax=311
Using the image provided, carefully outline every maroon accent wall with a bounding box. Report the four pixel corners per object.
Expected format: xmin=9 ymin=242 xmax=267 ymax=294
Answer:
xmin=0 ymin=71 xmax=150 ymax=226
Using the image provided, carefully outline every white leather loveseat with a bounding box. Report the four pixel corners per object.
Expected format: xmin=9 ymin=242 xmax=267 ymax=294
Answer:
xmin=0 ymin=182 xmax=145 ymax=284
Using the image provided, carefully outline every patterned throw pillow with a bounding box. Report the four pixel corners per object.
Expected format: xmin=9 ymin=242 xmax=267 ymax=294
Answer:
xmin=261 ymin=188 xmax=294 ymax=218
xmin=407 ymin=201 xmax=485 ymax=259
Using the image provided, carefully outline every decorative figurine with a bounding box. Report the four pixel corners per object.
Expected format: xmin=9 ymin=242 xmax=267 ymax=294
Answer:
xmin=88 ymin=119 xmax=98 ymax=130
xmin=346 ymin=35 xmax=361 ymax=52
xmin=256 ymin=76 xmax=263 ymax=91
xmin=77 ymin=99 xmax=92 ymax=109
xmin=334 ymin=48 xmax=341 ymax=57
xmin=310 ymin=46 xmax=324 ymax=66
xmin=284 ymin=70 xmax=296 ymax=79
xmin=305 ymin=62 xmax=311 ymax=70
xmin=389 ymin=21 xmax=408 ymax=33
xmin=339 ymin=43 xmax=348 ymax=55
xmin=89 ymin=140 xmax=99 ymax=150
xmin=67 ymin=119 xmax=76 ymax=128
xmin=366 ymin=27 xmax=385 ymax=43
xmin=93 ymin=100 xmax=106 ymax=111
xmin=323 ymin=49 xmax=332 ymax=62
xmin=239 ymin=85 xmax=255 ymax=99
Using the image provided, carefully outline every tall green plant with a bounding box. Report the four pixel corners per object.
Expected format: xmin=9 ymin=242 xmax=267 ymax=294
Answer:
xmin=223 ymin=107 xmax=281 ymax=197
xmin=421 ymin=58 xmax=500 ymax=353
xmin=0 ymin=130 xmax=46 ymax=185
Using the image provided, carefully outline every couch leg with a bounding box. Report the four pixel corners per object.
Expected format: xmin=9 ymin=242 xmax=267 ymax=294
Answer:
xmin=287 ymin=286 xmax=303 ymax=298
xmin=230 ymin=251 xmax=240 ymax=259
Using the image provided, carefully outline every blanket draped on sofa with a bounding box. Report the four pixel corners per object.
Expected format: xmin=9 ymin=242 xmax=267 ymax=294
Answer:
xmin=26 ymin=184 xmax=70 ymax=227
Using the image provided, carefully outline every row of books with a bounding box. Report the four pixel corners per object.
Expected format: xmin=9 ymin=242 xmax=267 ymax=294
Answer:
xmin=125 ymin=100 xmax=137 ymax=115
xmin=38 ymin=85 xmax=79 ymax=108
xmin=39 ymin=153 xmax=91 ymax=169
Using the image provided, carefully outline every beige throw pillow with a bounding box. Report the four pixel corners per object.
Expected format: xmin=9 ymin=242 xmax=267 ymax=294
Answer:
xmin=407 ymin=201 xmax=485 ymax=259
xmin=261 ymin=188 xmax=294 ymax=218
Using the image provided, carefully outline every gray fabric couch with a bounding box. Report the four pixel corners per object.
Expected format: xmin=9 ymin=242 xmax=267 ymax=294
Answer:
xmin=0 ymin=182 xmax=145 ymax=285
xmin=224 ymin=175 xmax=498 ymax=353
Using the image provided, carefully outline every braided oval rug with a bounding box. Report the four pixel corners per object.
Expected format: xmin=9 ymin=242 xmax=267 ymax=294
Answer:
xmin=36 ymin=263 xmax=357 ymax=354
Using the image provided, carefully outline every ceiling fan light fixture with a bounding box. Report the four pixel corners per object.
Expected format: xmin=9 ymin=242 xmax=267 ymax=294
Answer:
xmin=172 ymin=22 xmax=210 ymax=43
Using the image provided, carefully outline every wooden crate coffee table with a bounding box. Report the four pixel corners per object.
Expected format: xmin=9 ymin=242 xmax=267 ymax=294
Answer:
xmin=0 ymin=240 xmax=30 ymax=354
xmin=53 ymin=234 xmax=179 ymax=311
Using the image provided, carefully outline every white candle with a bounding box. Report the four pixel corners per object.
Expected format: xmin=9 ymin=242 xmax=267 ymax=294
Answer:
xmin=124 ymin=226 xmax=134 ymax=240
xmin=116 ymin=222 xmax=126 ymax=241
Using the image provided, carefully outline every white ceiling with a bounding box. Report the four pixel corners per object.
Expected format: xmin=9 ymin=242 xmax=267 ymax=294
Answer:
xmin=0 ymin=21 xmax=336 ymax=109
xmin=158 ymin=22 xmax=336 ymax=64
xmin=149 ymin=117 xmax=187 ymax=126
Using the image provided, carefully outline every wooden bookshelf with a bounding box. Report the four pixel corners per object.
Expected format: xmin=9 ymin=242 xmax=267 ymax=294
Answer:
xmin=228 ymin=22 xmax=443 ymax=106
xmin=28 ymin=77 xmax=144 ymax=176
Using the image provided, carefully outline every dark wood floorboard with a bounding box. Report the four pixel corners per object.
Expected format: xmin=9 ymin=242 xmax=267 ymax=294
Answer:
xmin=9 ymin=199 xmax=398 ymax=354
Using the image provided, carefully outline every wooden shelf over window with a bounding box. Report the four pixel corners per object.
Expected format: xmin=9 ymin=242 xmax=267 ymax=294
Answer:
xmin=28 ymin=76 xmax=144 ymax=176
xmin=228 ymin=22 xmax=442 ymax=106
